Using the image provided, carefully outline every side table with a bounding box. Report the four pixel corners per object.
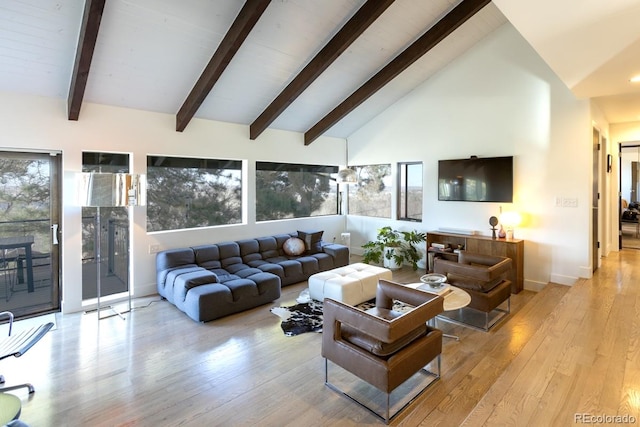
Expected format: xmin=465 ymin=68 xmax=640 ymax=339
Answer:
xmin=405 ymin=283 xmax=471 ymax=340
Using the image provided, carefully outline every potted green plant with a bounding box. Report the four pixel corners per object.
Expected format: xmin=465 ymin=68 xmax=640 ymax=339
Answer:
xmin=399 ymin=229 xmax=426 ymax=270
xmin=362 ymin=227 xmax=425 ymax=270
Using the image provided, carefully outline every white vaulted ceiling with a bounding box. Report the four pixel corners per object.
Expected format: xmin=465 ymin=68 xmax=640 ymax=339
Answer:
xmin=1 ymin=0 xmax=640 ymax=140
xmin=492 ymin=0 xmax=640 ymax=124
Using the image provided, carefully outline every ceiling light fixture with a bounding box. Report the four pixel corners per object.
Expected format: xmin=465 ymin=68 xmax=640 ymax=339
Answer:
xmin=630 ymin=75 xmax=640 ymax=83
xmin=336 ymin=168 xmax=357 ymax=184
xmin=335 ymin=141 xmax=357 ymax=184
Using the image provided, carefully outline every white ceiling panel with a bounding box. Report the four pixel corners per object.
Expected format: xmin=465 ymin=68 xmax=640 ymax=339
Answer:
xmin=84 ymin=0 xmax=244 ymax=114
xmin=0 ymin=0 xmax=82 ymax=98
xmin=194 ymin=0 xmax=367 ymax=126
xmin=282 ymin=2 xmax=507 ymax=137
xmin=1 ymin=0 xmax=638 ymax=136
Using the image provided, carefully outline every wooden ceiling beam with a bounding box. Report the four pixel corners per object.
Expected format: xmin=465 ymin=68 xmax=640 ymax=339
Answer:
xmin=176 ymin=0 xmax=271 ymax=132
xmin=304 ymin=0 xmax=490 ymax=145
xmin=67 ymin=0 xmax=106 ymax=121
xmin=249 ymin=0 xmax=396 ymax=140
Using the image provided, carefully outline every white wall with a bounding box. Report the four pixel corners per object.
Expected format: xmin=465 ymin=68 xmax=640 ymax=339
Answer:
xmin=1 ymin=92 xmax=346 ymax=313
xmin=611 ymin=123 xmax=640 ymax=144
xmin=347 ymin=23 xmax=593 ymax=289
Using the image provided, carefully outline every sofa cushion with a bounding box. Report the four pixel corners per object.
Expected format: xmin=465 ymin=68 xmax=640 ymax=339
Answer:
xmin=224 ymin=278 xmax=260 ymax=301
xmin=156 ymin=248 xmax=197 ymax=292
xmin=311 ymin=252 xmax=334 ymax=271
xmin=192 ymin=245 xmax=221 ymax=270
xmin=295 ymin=255 xmax=320 ymax=275
xmin=238 ymin=239 xmax=263 ymax=263
xmin=217 ymin=242 xmax=244 ymax=269
xmin=283 ymin=237 xmax=305 ymax=256
xmin=257 ymin=237 xmax=280 ymax=259
xmin=265 ymin=258 xmax=303 ymax=278
xmin=298 ymin=230 xmax=323 ymax=254
xmin=173 ymin=269 xmax=219 ymax=302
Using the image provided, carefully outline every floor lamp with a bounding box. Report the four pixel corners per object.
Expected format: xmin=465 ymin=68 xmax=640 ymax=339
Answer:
xmin=77 ymin=172 xmax=146 ymax=320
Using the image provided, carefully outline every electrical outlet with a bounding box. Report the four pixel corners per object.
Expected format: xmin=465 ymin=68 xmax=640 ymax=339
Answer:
xmin=555 ymin=197 xmax=562 ymax=207
xmin=149 ymin=244 xmax=160 ymax=254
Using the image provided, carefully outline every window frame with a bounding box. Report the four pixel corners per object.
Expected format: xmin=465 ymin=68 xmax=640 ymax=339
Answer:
xmin=255 ymin=161 xmax=339 ymax=221
xmin=146 ymin=155 xmax=243 ymax=232
xmin=397 ymin=161 xmax=423 ymax=222
xmin=347 ymin=164 xmax=392 ymax=219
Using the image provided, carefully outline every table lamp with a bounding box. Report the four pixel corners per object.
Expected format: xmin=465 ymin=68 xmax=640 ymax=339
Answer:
xmin=500 ymin=211 xmax=521 ymax=240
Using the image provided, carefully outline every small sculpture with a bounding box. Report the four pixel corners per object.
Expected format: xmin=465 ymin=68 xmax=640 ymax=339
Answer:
xmin=489 ymin=216 xmax=498 ymax=239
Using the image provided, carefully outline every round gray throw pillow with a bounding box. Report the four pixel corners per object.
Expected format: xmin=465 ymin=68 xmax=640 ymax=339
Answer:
xmin=283 ymin=237 xmax=305 ymax=256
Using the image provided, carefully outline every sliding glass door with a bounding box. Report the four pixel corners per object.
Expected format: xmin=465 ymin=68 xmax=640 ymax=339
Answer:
xmin=0 ymin=151 xmax=61 ymax=317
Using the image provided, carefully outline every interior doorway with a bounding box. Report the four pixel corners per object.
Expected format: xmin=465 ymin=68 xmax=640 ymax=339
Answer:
xmin=620 ymin=143 xmax=640 ymax=250
xmin=592 ymin=128 xmax=600 ymax=271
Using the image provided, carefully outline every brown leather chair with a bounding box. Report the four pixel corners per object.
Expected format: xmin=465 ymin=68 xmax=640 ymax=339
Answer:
xmin=322 ymin=279 xmax=444 ymax=423
xmin=433 ymin=251 xmax=512 ymax=330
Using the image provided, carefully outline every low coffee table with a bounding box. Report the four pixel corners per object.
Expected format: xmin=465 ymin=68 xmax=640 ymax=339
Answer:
xmin=405 ymin=282 xmax=471 ymax=340
xmin=308 ymin=263 xmax=392 ymax=306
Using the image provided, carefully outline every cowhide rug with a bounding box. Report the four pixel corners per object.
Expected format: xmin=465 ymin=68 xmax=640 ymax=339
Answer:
xmin=270 ymin=299 xmax=408 ymax=337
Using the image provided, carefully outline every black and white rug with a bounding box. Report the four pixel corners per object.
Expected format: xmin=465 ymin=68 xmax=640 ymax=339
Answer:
xmin=270 ymin=296 xmax=407 ymax=337
xmin=270 ymin=299 xmax=326 ymax=336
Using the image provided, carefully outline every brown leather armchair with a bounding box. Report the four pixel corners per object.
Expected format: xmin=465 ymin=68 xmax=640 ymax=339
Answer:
xmin=433 ymin=251 xmax=512 ymax=330
xmin=322 ymin=279 xmax=444 ymax=423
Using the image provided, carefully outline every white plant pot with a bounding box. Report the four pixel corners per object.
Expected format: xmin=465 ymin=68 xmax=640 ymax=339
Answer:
xmin=416 ymin=247 xmax=427 ymax=270
xmin=383 ymin=247 xmax=401 ymax=270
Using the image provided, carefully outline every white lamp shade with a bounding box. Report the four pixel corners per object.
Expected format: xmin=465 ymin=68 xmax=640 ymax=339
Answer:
xmin=335 ymin=167 xmax=357 ymax=184
xmin=77 ymin=173 xmax=146 ymax=207
xmin=500 ymin=211 xmax=521 ymax=228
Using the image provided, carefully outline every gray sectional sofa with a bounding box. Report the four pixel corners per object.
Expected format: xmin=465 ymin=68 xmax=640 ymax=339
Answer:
xmin=156 ymin=231 xmax=349 ymax=322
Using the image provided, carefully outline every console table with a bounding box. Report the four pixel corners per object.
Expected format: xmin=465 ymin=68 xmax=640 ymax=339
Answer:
xmin=426 ymin=231 xmax=524 ymax=294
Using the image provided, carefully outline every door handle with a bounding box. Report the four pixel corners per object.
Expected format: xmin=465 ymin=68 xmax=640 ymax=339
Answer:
xmin=51 ymin=224 xmax=59 ymax=245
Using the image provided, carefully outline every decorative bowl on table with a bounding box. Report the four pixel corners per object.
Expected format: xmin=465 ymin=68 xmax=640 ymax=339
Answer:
xmin=419 ymin=273 xmax=447 ymax=289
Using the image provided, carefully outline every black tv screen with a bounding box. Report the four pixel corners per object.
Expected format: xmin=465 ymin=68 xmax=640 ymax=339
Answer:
xmin=438 ymin=156 xmax=513 ymax=202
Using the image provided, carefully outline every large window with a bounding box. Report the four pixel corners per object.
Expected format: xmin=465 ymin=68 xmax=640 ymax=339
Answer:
xmin=255 ymin=162 xmax=338 ymax=221
xmin=347 ymin=164 xmax=392 ymax=218
xmin=398 ymin=162 xmax=423 ymax=221
xmin=146 ymin=156 xmax=242 ymax=232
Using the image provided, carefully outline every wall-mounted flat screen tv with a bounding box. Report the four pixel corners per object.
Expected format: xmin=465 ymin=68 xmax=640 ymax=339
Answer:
xmin=438 ymin=156 xmax=513 ymax=202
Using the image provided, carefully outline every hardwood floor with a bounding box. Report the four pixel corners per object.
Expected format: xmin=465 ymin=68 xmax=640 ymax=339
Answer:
xmin=3 ymin=250 xmax=639 ymax=426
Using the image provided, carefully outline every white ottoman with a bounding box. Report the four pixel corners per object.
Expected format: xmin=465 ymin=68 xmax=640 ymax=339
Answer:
xmin=308 ymin=263 xmax=393 ymax=306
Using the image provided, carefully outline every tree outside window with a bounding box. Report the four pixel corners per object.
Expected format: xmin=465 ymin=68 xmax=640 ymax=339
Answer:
xmin=398 ymin=162 xmax=423 ymax=222
xmin=347 ymin=164 xmax=392 ymax=218
xmin=146 ymin=156 xmax=242 ymax=232
xmin=255 ymin=162 xmax=338 ymax=221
